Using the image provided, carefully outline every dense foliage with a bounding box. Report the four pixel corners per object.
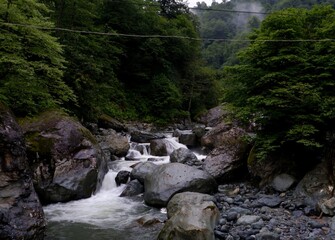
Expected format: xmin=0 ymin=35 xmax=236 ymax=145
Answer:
xmin=0 ymin=0 xmax=76 ymax=116
xmin=222 ymin=5 xmax=335 ymax=162
xmin=0 ymin=0 xmax=220 ymax=122
xmin=195 ymin=0 xmax=335 ymax=69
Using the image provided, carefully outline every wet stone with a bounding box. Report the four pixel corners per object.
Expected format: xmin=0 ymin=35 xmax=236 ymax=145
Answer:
xmin=251 ymin=220 xmax=264 ymax=230
xmin=256 ymin=195 xmax=282 ymax=208
xmin=237 ymin=215 xmax=261 ymax=225
xmin=308 ymin=220 xmax=326 ymax=229
xmin=226 ymin=211 xmax=239 ymax=221
xmin=214 ymin=182 xmax=335 ymax=240
xmin=255 ymin=232 xmax=280 ymax=240
xmin=214 ymin=230 xmax=227 ymax=239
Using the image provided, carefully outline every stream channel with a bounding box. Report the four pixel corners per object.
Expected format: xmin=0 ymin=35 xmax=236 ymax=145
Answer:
xmin=44 ymin=135 xmax=206 ymax=240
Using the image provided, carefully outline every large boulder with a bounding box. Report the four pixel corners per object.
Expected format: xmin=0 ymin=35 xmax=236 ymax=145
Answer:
xmin=203 ymin=128 xmax=250 ymax=182
xmin=21 ymin=111 xmax=108 ymax=204
xmin=150 ymin=138 xmax=186 ymax=156
xmin=96 ymin=129 xmax=130 ymax=159
xmin=130 ymin=162 xmax=158 ymax=184
xmin=247 ymin=147 xmax=300 ymax=186
xmin=120 ymin=179 xmax=144 ymax=197
xmin=170 ymin=148 xmax=200 ymax=167
xmin=130 ymin=130 xmax=165 ymax=143
xmin=144 ymin=163 xmax=217 ymax=207
xmin=196 ymin=106 xmax=227 ymax=127
xmin=0 ymin=104 xmax=45 ymax=239
xmin=294 ymin=162 xmax=334 ymax=215
xmin=158 ymin=192 xmax=220 ymax=240
xmin=201 ymin=124 xmax=241 ymax=149
xmin=174 ymin=130 xmax=197 ymax=147
xmin=97 ymin=114 xmax=127 ymax=132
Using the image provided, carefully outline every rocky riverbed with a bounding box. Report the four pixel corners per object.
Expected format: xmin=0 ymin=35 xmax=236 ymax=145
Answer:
xmin=213 ymin=182 xmax=335 ymax=240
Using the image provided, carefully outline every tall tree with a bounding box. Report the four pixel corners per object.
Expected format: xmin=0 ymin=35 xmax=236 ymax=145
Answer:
xmin=0 ymin=0 xmax=75 ymax=116
xmin=42 ymin=0 xmax=125 ymax=120
xmin=222 ymin=5 xmax=335 ymax=162
xmin=158 ymin=0 xmax=189 ymax=18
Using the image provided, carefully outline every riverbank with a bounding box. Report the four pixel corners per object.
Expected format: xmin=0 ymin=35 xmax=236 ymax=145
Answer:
xmin=214 ymin=182 xmax=335 ymax=240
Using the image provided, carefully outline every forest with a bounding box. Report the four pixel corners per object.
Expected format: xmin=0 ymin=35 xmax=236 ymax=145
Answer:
xmin=2 ymin=0 xmax=335 ymax=163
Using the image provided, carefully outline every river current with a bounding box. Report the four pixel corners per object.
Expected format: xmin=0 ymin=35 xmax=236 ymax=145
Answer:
xmin=44 ymin=137 xmax=204 ymax=239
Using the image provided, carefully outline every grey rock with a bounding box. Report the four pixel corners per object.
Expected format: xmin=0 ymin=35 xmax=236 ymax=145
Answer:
xmin=229 ymin=206 xmax=252 ymax=215
xmin=130 ymin=130 xmax=165 ymax=143
xmin=136 ymin=215 xmax=163 ymax=227
xmin=158 ymin=192 xmax=220 ymax=240
xmin=256 ymin=196 xmax=282 ymax=208
xmin=170 ymin=147 xmax=199 ymax=166
xmin=0 ymin=104 xmax=45 ymax=239
xmin=150 ymin=138 xmax=184 ymax=156
xmin=130 ymin=162 xmax=157 ymax=184
xmin=330 ymin=216 xmax=335 ymax=231
xmin=144 ymin=163 xmax=217 ymax=207
xmin=96 ymin=129 xmax=130 ymax=158
xmin=97 ymin=114 xmax=127 ymax=132
xmin=256 ymin=232 xmax=280 ymax=240
xmin=115 ymin=170 xmax=130 ymax=186
xmin=319 ymin=197 xmax=335 ymax=216
xmin=227 ymin=211 xmax=239 ymax=221
xmin=294 ymin=162 xmax=333 ymax=213
xmin=120 ymin=179 xmax=144 ymax=197
xmin=22 ymin=111 xmax=108 ymax=204
xmin=196 ymin=106 xmax=227 ymax=127
xmin=201 ymin=124 xmax=237 ymax=149
xmin=271 ymin=173 xmax=296 ymax=192
xmin=203 ymin=127 xmax=250 ymax=182
xmin=179 ymin=131 xmax=197 ymax=147
xmin=237 ymin=215 xmax=261 ymax=225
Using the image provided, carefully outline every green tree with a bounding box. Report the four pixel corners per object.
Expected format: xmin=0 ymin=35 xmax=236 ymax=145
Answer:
xmin=42 ymin=0 xmax=127 ymax=120
xmin=158 ymin=0 xmax=188 ymax=18
xmin=102 ymin=0 xmax=206 ymax=120
xmin=0 ymin=0 xmax=75 ymax=116
xmin=223 ymin=6 xmax=335 ymax=162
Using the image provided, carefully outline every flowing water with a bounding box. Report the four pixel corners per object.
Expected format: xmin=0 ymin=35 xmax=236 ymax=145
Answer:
xmin=44 ymin=136 xmax=204 ymax=240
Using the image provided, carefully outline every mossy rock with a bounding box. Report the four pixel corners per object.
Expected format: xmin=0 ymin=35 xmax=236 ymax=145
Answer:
xmin=97 ymin=114 xmax=127 ymax=132
xmin=19 ymin=110 xmax=107 ymax=204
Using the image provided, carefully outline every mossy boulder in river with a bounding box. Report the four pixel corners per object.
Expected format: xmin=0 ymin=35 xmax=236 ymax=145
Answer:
xmin=0 ymin=103 xmax=45 ymax=239
xmin=21 ymin=111 xmax=108 ymax=204
xmin=158 ymin=192 xmax=219 ymax=240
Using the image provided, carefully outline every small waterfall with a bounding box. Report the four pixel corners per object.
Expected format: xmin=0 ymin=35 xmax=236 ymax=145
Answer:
xmin=44 ymin=161 xmax=166 ymax=239
xmin=44 ymin=130 xmax=206 ymax=239
xmin=100 ymin=171 xmax=118 ymax=191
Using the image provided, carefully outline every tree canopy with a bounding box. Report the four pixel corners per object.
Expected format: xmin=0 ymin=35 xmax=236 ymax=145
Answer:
xmin=0 ymin=0 xmax=219 ymax=122
xmin=195 ymin=0 xmax=335 ymax=69
xmin=222 ymin=5 xmax=335 ymax=161
xmin=0 ymin=0 xmax=76 ymax=116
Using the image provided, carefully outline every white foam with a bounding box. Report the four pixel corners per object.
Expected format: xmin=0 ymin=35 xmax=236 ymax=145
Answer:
xmin=44 ymin=169 xmax=151 ymax=229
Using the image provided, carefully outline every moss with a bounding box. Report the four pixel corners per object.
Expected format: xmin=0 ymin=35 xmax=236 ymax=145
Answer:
xmin=79 ymin=127 xmax=97 ymax=145
xmin=99 ymin=113 xmax=114 ymax=122
xmin=18 ymin=109 xmax=68 ymax=131
xmin=25 ymin=131 xmax=53 ymax=154
xmin=20 ymin=109 xmax=98 ymax=154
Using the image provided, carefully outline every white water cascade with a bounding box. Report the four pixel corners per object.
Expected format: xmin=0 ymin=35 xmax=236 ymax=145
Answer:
xmin=44 ymin=136 xmax=205 ymax=239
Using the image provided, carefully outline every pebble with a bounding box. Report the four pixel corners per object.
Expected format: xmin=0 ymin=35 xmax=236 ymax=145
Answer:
xmin=214 ymin=182 xmax=335 ymax=240
xmin=237 ymin=215 xmax=261 ymax=225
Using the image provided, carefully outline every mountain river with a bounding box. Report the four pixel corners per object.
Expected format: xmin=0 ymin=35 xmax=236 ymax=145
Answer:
xmin=44 ymin=136 xmax=205 ymax=239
